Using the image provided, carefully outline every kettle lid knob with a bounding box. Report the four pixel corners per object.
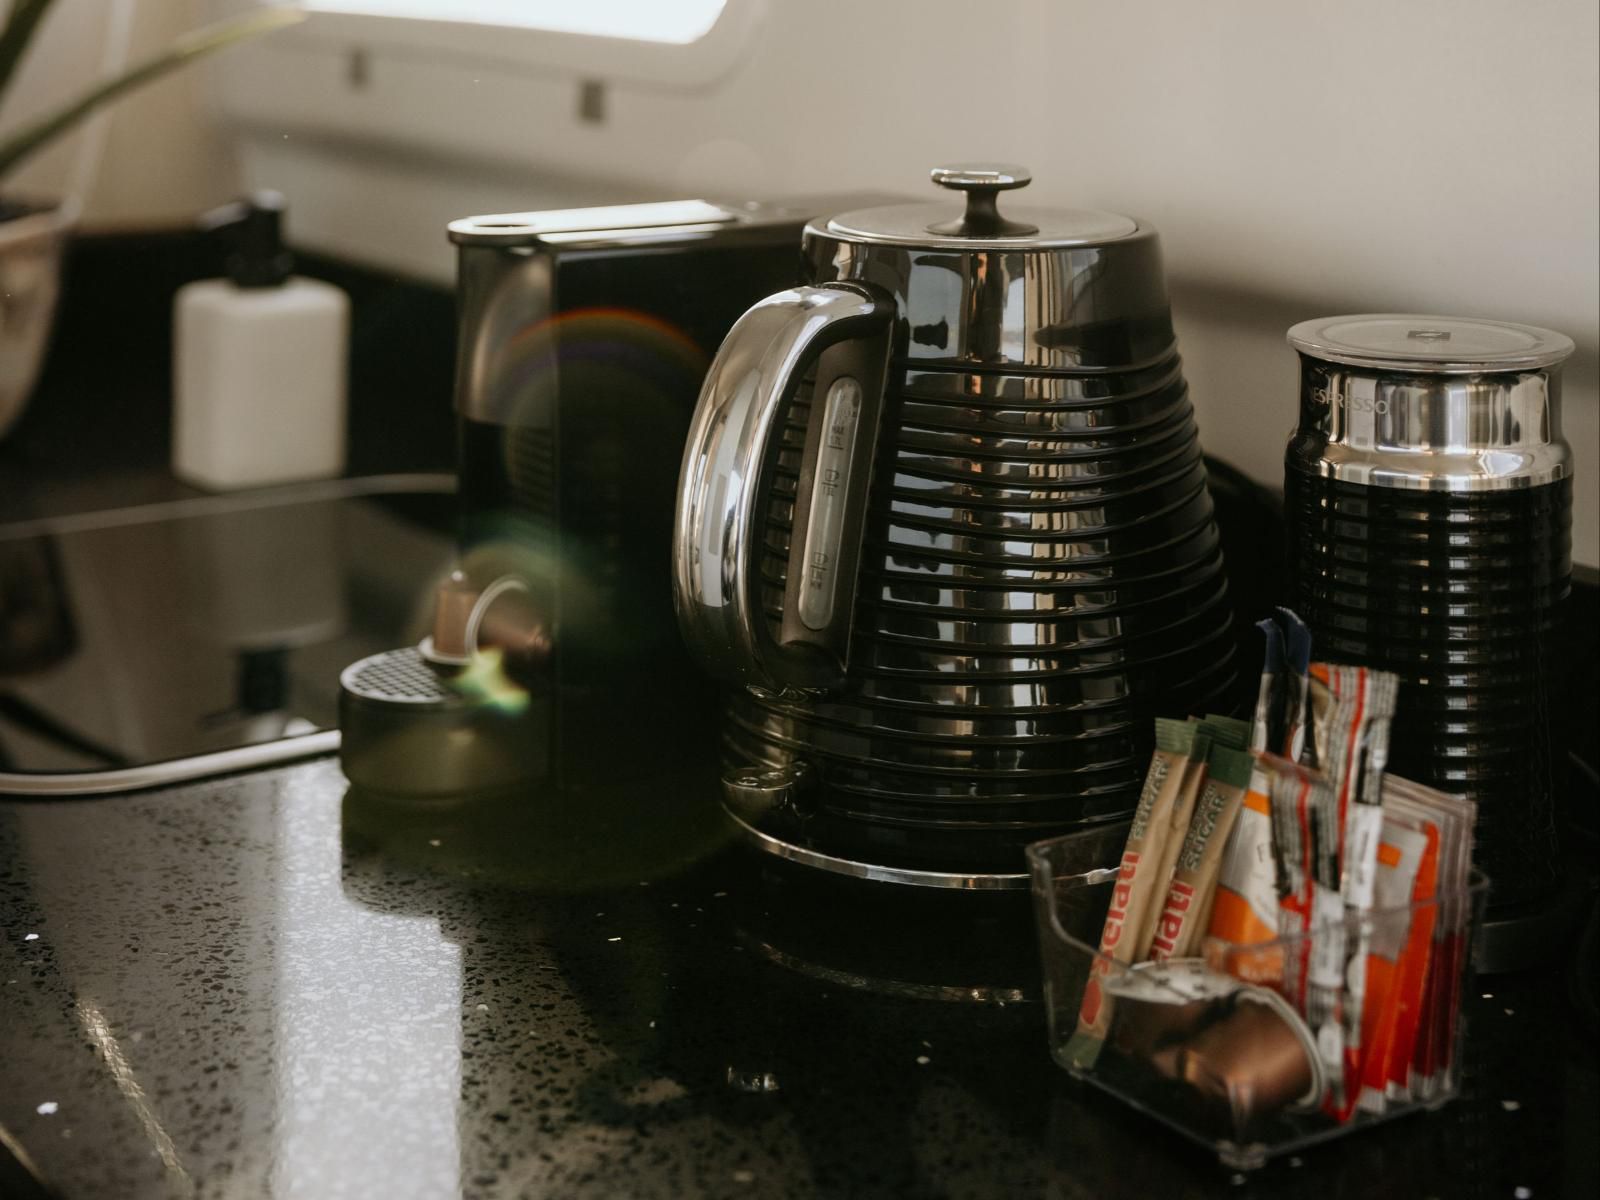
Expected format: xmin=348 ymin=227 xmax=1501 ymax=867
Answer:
xmin=927 ymin=163 xmax=1040 ymax=238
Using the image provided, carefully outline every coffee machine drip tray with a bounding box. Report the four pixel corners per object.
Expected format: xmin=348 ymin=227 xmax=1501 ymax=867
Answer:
xmin=0 ymin=475 xmax=456 ymax=796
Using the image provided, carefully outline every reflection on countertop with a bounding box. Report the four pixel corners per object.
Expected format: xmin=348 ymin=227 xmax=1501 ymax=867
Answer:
xmin=0 ymin=479 xmax=457 ymax=787
xmin=0 ymin=755 xmax=1594 ymax=1199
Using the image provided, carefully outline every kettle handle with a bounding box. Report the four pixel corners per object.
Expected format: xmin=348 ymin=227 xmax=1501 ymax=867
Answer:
xmin=673 ymin=282 xmax=894 ymax=694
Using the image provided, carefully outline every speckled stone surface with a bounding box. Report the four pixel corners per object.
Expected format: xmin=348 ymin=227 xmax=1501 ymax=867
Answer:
xmin=1 ymin=757 xmax=1594 ymax=1199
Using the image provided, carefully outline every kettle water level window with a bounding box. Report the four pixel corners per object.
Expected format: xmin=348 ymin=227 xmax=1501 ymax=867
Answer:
xmin=301 ymin=1 xmax=729 ymax=44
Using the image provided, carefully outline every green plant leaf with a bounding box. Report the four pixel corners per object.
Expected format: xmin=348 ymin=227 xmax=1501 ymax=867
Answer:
xmin=0 ymin=0 xmax=55 ymax=111
xmin=0 ymin=5 xmax=305 ymax=184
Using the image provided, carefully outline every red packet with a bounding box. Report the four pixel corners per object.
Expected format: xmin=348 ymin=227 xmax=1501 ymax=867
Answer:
xmin=1381 ymin=775 xmax=1475 ymax=1101
xmin=1355 ymin=818 xmax=1436 ymax=1112
xmin=1389 ymin=826 xmax=1440 ymax=1100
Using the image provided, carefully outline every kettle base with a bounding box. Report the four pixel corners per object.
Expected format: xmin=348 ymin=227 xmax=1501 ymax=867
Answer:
xmin=723 ymin=805 xmax=1029 ymax=891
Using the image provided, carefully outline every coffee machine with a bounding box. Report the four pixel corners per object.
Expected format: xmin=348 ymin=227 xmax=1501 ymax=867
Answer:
xmin=341 ymin=193 xmax=897 ymax=797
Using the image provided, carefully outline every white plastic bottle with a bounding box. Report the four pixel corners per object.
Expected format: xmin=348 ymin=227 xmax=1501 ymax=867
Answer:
xmin=173 ymin=191 xmax=349 ymax=490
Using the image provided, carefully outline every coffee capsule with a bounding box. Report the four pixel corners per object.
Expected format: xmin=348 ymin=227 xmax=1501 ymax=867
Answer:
xmin=1105 ymin=957 xmax=1241 ymax=1063
xmin=1174 ymin=985 xmax=1324 ymax=1126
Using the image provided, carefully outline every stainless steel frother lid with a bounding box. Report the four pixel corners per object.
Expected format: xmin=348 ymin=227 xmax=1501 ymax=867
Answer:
xmin=1287 ymin=314 xmax=1575 ymax=374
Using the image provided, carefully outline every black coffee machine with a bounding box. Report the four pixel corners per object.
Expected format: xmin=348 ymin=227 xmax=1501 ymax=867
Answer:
xmin=341 ymin=194 xmax=895 ymax=796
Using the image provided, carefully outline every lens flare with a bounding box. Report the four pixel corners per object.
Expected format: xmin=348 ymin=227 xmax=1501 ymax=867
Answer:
xmin=450 ymin=645 xmax=530 ymax=715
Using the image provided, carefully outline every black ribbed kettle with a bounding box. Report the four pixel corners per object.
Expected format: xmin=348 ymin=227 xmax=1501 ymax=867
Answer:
xmin=674 ymin=165 xmax=1236 ymax=887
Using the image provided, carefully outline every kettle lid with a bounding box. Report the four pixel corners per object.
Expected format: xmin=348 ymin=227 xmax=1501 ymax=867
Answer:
xmin=822 ymin=163 xmax=1138 ymax=250
xmin=802 ymin=165 xmax=1172 ymax=372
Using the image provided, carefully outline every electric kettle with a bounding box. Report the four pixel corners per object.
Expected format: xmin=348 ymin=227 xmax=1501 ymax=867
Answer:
xmin=674 ymin=165 xmax=1237 ymax=886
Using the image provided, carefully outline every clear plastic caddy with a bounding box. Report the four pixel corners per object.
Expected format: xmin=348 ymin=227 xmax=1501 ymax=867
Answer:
xmin=1027 ymin=823 xmax=1488 ymax=1169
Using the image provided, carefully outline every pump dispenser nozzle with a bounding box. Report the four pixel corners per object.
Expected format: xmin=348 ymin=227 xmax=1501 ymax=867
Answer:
xmin=201 ymin=190 xmax=293 ymax=288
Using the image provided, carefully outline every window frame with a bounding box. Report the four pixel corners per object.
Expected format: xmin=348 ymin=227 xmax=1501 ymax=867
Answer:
xmin=247 ymin=0 xmax=767 ymax=91
xmin=207 ymin=0 xmax=772 ymax=282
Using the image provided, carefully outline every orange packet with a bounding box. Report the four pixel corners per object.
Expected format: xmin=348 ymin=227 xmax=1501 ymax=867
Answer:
xmin=1204 ymin=760 xmax=1283 ymax=984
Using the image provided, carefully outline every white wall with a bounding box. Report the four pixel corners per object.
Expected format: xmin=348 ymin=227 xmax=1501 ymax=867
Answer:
xmin=9 ymin=1 xmax=1598 ymax=564
xmin=1 ymin=0 xmax=242 ymax=224
xmin=218 ymin=0 xmax=1600 ymax=566
xmin=88 ymin=0 xmax=244 ymax=225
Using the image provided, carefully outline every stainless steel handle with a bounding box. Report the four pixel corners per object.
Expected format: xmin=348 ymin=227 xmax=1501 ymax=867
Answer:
xmin=673 ymin=283 xmax=894 ymax=693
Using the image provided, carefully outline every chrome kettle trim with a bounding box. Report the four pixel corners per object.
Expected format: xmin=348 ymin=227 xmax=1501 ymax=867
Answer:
xmin=673 ymin=283 xmax=895 ymax=693
xmin=802 ymin=226 xmax=1173 ymax=372
xmin=724 ymin=808 xmax=1030 ymax=890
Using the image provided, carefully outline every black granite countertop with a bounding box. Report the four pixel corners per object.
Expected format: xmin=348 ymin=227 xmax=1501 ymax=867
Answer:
xmin=2 ymin=231 xmax=1595 ymax=1199
xmin=1 ymin=755 xmax=1595 ymax=1200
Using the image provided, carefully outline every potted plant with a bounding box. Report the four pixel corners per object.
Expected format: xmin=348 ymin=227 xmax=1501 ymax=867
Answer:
xmin=0 ymin=0 xmax=301 ymax=436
